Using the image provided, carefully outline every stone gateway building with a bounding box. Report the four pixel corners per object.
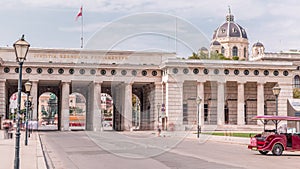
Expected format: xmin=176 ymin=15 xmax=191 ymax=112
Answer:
xmin=0 ymin=11 xmax=299 ymax=132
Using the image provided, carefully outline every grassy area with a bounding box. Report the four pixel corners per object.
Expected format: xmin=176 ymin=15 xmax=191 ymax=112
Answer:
xmin=201 ymin=132 xmax=259 ymax=138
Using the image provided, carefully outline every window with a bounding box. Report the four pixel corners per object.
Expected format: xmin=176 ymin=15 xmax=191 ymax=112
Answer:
xmin=204 ymin=104 xmax=208 ymax=122
xmin=232 ymin=46 xmax=238 ymax=57
xmin=183 ymin=103 xmax=188 ymax=124
xmin=121 ymin=70 xmax=127 ymax=76
xmin=244 ymin=47 xmax=247 ymax=58
xmin=142 ymin=70 xmax=147 ymax=76
xmin=273 ymin=70 xmax=279 ymax=76
xmin=234 ymin=69 xmax=239 ymax=75
xmin=183 ymin=68 xmax=189 ymax=74
xmin=37 ymin=68 xmax=43 ymax=74
xmin=294 ymin=75 xmax=300 ymax=88
xmin=224 ymin=69 xmax=229 ymax=75
xmin=203 ymin=68 xmax=209 ymax=74
xmin=4 ymin=67 xmax=10 ymax=73
xmin=193 ymin=68 xmax=199 ymax=74
xmin=214 ymin=69 xmax=219 ymax=75
xmin=111 ymin=69 xmax=117 ymax=75
xmin=100 ymin=69 xmax=106 ymax=75
xmin=221 ymin=46 xmax=225 ymax=55
xmin=47 ymin=68 xmax=53 ymax=74
xmin=152 ymin=70 xmax=158 ymax=76
xmin=26 ymin=68 xmax=32 ymax=74
xmin=79 ymin=69 xmax=85 ymax=75
xmin=131 ymin=70 xmax=137 ymax=76
xmin=58 ymin=68 xmax=64 ymax=74
xmin=172 ymin=68 xmax=178 ymax=74
xmin=90 ymin=69 xmax=96 ymax=75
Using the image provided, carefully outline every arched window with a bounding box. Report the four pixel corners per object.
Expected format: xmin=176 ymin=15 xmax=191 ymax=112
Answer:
xmin=232 ymin=46 xmax=238 ymax=56
xmin=244 ymin=47 xmax=247 ymax=58
xmin=221 ymin=46 xmax=225 ymax=55
xmin=294 ymin=75 xmax=300 ymax=88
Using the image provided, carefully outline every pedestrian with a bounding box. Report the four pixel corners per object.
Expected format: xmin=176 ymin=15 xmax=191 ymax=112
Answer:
xmin=157 ymin=125 xmax=161 ymax=137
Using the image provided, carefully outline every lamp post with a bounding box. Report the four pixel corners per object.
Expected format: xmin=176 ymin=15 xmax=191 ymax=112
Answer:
xmin=196 ymin=96 xmax=202 ymax=138
xmin=272 ymin=84 xmax=281 ymax=116
xmin=28 ymin=95 xmax=33 ymax=138
xmin=24 ymin=81 xmax=32 ymax=145
xmin=13 ymin=35 xmax=30 ymax=169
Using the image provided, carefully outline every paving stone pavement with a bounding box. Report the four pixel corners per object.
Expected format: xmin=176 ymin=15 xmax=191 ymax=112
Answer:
xmin=0 ymin=129 xmax=47 ymax=169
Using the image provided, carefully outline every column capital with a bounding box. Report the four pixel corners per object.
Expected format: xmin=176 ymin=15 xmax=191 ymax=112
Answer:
xmin=257 ymin=82 xmax=265 ymax=86
xmin=154 ymin=82 xmax=163 ymax=86
xmin=197 ymin=80 xmax=205 ymax=84
xmin=94 ymin=81 xmax=103 ymax=85
xmin=237 ymin=81 xmax=246 ymax=85
xmin=61 ymin=80 xmax=71 ymax=84
xmin=217 ymin=81 xmax=225 ymax=85
xmin=30 ymin=80 xmax=39 ymax=83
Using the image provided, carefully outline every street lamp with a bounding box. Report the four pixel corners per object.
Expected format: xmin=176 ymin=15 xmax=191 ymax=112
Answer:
xmin=196 ymin=96 xmax=202 ymax=138
xmin=272 ymin=84 xmax=281 ymax=116
xmin=24 ymin=81 xmax=32 ymax=146
xmin=13 ymin=35 xmax=30 ymax=169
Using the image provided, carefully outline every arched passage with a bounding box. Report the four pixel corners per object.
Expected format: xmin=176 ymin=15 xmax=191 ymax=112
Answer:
xmin=8 ymin=92 xmax=26 ymax=122
xmin=38 ymin=92 xmax=58 ymax=130
xmin=69 ymin=92 xmax=86 ymax=130
xmin=132 ymin=94 xmax=141 ymax=130
xmin=101 ymin=93 xmax=114 ymax=130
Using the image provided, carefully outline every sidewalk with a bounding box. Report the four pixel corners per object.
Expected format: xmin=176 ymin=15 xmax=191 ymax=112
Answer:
xmin=0 ymin=130 xmax=47 ymax=169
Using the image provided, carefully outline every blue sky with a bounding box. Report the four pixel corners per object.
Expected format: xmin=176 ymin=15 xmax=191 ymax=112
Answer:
xmin=0 ymin=0 xmax=299 ymax=57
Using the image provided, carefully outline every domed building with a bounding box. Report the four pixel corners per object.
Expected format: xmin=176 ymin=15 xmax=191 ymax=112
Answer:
xmin=210 ymin=8 xmax=249 ymax=60
xmin=251 ymin=41 xmax=265 ymax=59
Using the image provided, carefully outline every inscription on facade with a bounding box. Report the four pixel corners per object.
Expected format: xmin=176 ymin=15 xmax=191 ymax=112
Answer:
xmin=33 ymin=54 xmax=129 ymax=60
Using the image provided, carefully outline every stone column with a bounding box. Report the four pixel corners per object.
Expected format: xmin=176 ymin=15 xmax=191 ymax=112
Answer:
xmin=154 ymin=82 xmax=162 ymax=129
xmin=237 ymin=82 xmax=245 ymax=125
xmin=257 ymin=82 xmax=264 ymax=125
xmin=124 ymin=83 xmax=132 ymax=131
xmin=93 ymin=82 xmax=102 ymax=131
xmin=30 ymin=80 xmax=38 ymax=121
xmin=197 ymin=81 xmax=205 ymax=127
xmin=86 ymin=82 xmax=102 ymax=131
xmin=61 ymin=82 xmax=70 ymax=131
xmin=0 ymin=79 xmax=6 ymax=128
xmin=166 ymin=81 xmax=183 ymax=130
xmin=217 ymin=82 xmax=225 ymax=125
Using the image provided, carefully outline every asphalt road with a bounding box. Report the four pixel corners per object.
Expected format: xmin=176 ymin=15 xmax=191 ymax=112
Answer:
xmin=39 ymin=131 xmax=300 ymax=169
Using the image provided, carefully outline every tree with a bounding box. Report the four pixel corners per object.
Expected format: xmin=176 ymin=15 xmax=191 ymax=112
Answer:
xmin=293 ymin=88 xmax=300 ymax=98
xmin=188 ymin=52 xmax=200 ymax=59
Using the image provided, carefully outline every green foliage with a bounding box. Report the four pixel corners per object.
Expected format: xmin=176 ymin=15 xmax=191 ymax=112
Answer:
xmin=187 ymin=51 xmax=242 ymax=61
xmin=293 ymin=88 xmax=300 ymax=98
xmin=188 ymin=52 xmax=200 ymax=59
xmin=232 ymin=56 xmax=239 ymax=60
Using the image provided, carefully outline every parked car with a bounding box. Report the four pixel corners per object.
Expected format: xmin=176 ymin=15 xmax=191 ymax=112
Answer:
xmin=248 ymin=115 xmax=300 ymax=156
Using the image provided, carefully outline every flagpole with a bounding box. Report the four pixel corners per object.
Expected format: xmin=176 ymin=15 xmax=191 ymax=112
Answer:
xmin=81 ymin=6 xmax=83 ymax=48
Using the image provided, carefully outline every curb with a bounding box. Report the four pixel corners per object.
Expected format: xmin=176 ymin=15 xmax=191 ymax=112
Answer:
xmin=36 ymin=133 xmax=48 ymax=169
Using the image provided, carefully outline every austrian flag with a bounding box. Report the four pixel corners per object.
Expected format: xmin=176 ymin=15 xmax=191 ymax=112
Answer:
xmin=75 ymin=6 xmax=83 ymax=21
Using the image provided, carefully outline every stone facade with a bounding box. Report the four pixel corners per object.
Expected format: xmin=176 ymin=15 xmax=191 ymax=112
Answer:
xmin=0 ymin=47 xmax=296 ymax=131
